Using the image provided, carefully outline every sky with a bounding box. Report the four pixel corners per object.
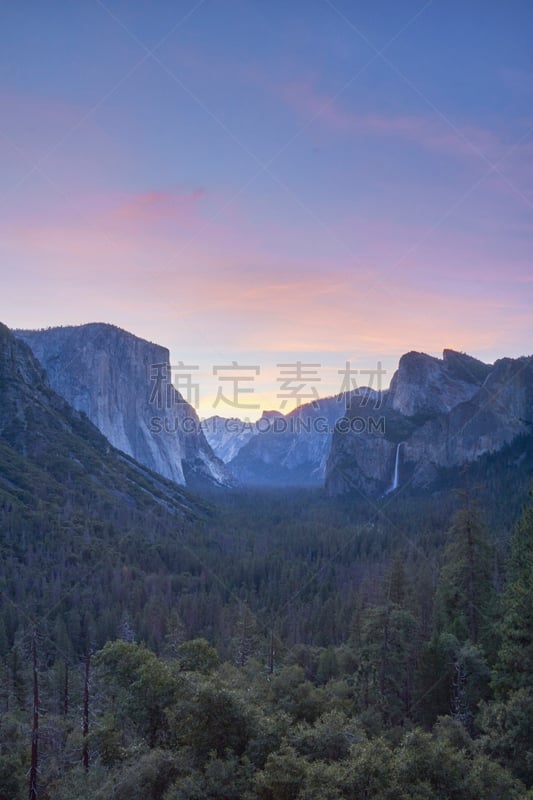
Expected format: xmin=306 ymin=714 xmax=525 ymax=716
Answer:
xmin=1 ymin=0 xmax=532 ymax=418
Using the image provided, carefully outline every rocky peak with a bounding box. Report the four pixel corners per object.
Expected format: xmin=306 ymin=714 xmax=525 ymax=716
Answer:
xmin=442 ymin=349 xmax=493 ymax=385
xmin=202 ymin=415 xmax=257 ymax=464
xmin=15 ymin=323 xmax=229 ymax=488
xmin=326 ymin=348 xmax=533 ymax=497
xmin=387 ymin=350 xmax=483 ymax=417
xmin=479 ymin=356 xmax=533 ymax=421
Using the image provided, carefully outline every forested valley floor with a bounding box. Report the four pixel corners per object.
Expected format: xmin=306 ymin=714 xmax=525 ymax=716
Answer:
xmin=1 ymin=476 xmax=532 ymax=799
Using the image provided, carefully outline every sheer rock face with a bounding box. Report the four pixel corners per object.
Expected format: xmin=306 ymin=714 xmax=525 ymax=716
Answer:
xmin=387 ymin=350 xmax=490 ymax=416
xmin=0 ymin=321 xmax=202 ymax=518
xmin=15 ymin=324 xmax=229 ymax=488
xmin=326 ymin=350 xmax=533 ymax=496
xmin=202 ymin=416 xmax=259 ymax=465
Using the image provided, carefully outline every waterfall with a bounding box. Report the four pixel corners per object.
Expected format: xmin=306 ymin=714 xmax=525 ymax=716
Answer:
xmin=385 ymin=442 xmax=403 ymax=494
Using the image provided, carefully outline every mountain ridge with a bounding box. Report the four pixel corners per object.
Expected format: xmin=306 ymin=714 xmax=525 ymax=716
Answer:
xmin=0 ymin=321 xmax=204 ymax=520
xmin=15 ymin=323 xmax=230 ymax=489
xmin=326 ymin=348 xmax=533 ymax=496
xmin=205 ymin=347 xmax=532 ymax=493
xmin=9 ymin=322 xmax=532 ymax=495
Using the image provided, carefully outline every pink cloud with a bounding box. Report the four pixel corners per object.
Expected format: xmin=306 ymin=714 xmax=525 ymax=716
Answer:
xmin=2 ymin=210 xmax=530 ymax=389
xmin=0 ymin=185 xmax=225 ymax=270
xmin=148 ymin=265 xmax=531 ymax=363
xmin=111 ymin=188 xmax=206 ymax=225
xmin=278 ymin=80 xmax=505 ymax=160
xmin=0 ymin=181 xmax=268 ymax=292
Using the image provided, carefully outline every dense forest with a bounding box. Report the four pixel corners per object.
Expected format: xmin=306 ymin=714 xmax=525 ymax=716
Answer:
xmin=0 ymin=467 xmax=532 ymax=798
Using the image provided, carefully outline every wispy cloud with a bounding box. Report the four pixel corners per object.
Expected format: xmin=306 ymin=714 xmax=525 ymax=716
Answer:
xmin=277 ymin=80 xmax=505 ymax=161
xmin=110 ymin=188 xmax=206 ymax=224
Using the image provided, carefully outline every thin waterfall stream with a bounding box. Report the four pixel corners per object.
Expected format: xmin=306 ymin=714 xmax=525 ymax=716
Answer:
xmin=385 ymin=442 xmax=403 ymax=494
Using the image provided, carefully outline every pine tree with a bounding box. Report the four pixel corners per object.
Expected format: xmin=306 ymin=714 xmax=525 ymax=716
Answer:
xmin=28 ymin=632 xmax=39 ymax=800
xmin=437 ymin=502 xmax=493 ymax=646
xmin=493 ymin=501 xmax=533 ymax=695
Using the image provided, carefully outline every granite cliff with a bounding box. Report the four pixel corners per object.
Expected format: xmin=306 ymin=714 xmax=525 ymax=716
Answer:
xmin=326 ymin=349 xmax=533 ymax=496
xmin=15 ymin=324 xmax=229 ymax=488
xmin=0 ymin=321 xmax=201 ymax=518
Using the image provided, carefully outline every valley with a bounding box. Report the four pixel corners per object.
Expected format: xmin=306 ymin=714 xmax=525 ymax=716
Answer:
xmin=0 ymin=322 xmax=531 ymax=799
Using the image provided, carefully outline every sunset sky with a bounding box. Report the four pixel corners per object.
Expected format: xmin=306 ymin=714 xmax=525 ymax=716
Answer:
xmin=1 ymin=1 xmax=532 ymax=417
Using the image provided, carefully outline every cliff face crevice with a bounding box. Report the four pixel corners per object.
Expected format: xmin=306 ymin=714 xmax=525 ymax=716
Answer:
xmin=326 ymin=349 xmax=533 ymax=496
xmin=15 ymin=324 xmax=229 ymax=488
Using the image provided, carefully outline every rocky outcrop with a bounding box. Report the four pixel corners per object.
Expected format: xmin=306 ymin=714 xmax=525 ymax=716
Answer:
xmin=0 ymin=322 xmax=201 ymax=518
xmin=326 ymin=349 xmax=533 ymax=496
xmin=387 ymin=350 xmax=489 ymax=416
xmin=206 ymin=392 xmax=366 ymax=486
xmin=202 ymin=415 xmax=259 ymax=464
xmin=15 ymin=324 xmax=229 ymax=488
